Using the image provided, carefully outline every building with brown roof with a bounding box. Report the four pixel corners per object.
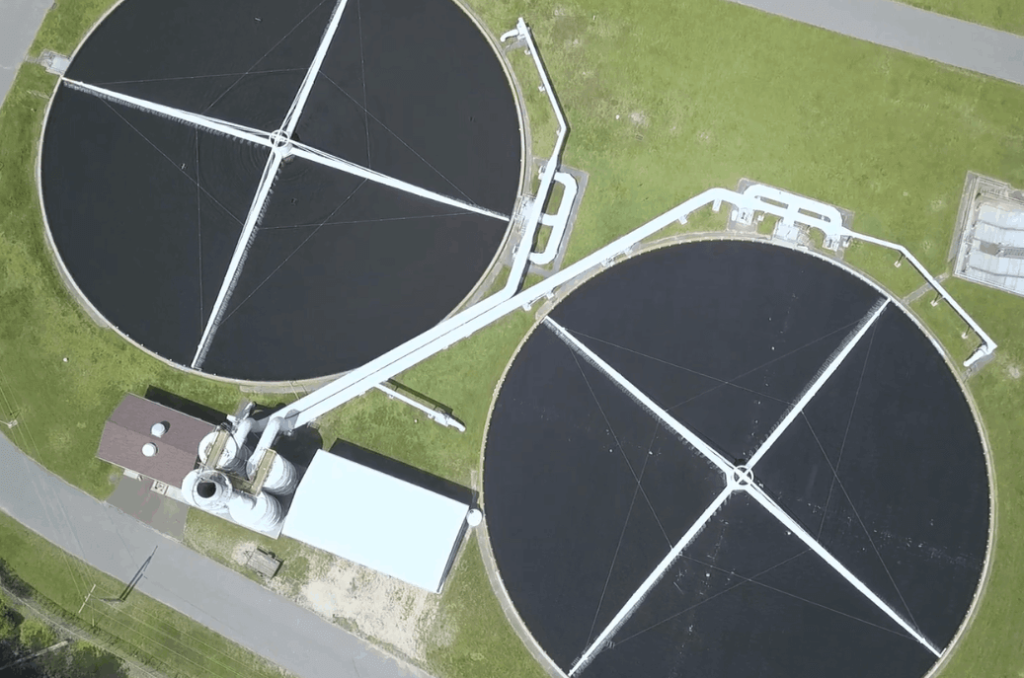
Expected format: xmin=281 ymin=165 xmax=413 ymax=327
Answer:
xmin=97 ymin=394 xmax=218 ymax=488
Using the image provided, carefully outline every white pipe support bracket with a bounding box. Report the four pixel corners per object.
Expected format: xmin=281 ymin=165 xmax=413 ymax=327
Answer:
xmin=530 ymin=171 xmax=578 ymax=266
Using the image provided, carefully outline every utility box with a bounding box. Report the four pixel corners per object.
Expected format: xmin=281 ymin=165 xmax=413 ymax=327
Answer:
xmin=245 ymin=548 xmax=282 ymax=579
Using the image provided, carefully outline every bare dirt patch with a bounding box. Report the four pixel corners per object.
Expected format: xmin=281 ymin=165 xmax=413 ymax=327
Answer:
xmin=231 ymin=540 xmax=258 ymax=566
xmin=292 ymin=557 xmax=442 ymax=662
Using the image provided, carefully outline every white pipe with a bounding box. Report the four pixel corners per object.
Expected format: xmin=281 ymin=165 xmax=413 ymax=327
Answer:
xmin=374 ymin=384 xmax=466 ymax=432
xmin=507 ymin=17 xmax=571 ymax=274
xmin=743 ymin=183 xmax=843 ymax=230
xmin=232 ymin=180 xmax=960 ymax=660
xmin=741 ymin=184 xmax=996 ymax=367
xmin=251 ymin=18 xmax=569 ymax=452
xmin=232 ymin=416 xmax=255 ymax=450
xmin=253 ymin=187 xmax=727 ymax=450
xmin=253 ymin=179 xmax=996 ymax=453
xmin=266 ymin=187 xmax=734 ymax=436
xmin=530 ymin=171 xmax=578 ymax=266
xmin=251 ymin=415 xmax=285 ymax=475
xmin=853 ymin=232 xmax=996 ymax=367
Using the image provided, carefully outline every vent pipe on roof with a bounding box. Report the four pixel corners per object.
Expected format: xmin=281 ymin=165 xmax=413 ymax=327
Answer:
xmin=231 ymin=416 xmax=255 ymax=453
xmin=141 ymin=442 xmax=158 ymax=457
xmin=150 ymin=422 xmax=168 ymax=438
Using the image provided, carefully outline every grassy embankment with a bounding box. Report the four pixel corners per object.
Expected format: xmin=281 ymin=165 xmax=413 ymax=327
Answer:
xmin=4 ymin=0 xmax=1024 ymax=677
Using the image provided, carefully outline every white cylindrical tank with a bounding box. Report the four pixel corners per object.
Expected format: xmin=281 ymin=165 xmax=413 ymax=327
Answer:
xmin=198 ymin=430 xmax=248 ymax=474
xmin=181 ymin=469 xmax=234 ymax=514
xmin=227 ymin=491 xmax=283 ymax=532
xmin=260 ymin=454 xmax=298 ymax=496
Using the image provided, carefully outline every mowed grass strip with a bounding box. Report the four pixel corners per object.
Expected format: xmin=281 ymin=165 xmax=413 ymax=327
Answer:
xmin=0 ymin=511 xmax=287 ymax=678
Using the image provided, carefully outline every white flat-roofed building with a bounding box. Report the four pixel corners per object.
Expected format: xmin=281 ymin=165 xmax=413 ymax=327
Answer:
xmin=282 ymin=449 xmax=470 ymax=593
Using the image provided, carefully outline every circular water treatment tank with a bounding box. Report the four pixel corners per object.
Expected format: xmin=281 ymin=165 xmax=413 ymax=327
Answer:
xmin=42 ymin=0 xmax=523 ymax=382
xmin=483 ymin=240 xmax=990 ymax=678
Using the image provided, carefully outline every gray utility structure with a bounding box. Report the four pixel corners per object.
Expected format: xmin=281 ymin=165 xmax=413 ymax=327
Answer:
xmin=952 ymin=172 xmax=1024 ymax=297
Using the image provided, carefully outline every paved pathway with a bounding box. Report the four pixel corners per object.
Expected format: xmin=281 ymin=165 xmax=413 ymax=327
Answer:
xmin=0 ymin=0 xmax=51 ymax=107
xmin=0 ymin=433 xmax=427 ymax=678
xmin=726 ymin=0 xmax=1024 ymax=87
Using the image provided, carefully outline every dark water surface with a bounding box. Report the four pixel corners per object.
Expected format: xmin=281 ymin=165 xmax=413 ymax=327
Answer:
xmin=484 ymin=241 xmax=988 ymax=678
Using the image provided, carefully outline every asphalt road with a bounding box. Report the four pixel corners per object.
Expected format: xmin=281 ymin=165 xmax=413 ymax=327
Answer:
xmin=0 ymin=0 xmax=51 ymax=107
xmin=726 ymin=0 xmax=1024 ymax=87
xmin=0 ymin=433 xmax=428 ymax=678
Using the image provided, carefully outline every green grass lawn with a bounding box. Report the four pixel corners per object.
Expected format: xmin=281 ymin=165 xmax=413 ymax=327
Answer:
xmin=0 ymin=512 xmax=287 ymax=678
xmin=4 ymin=0 xmax=1024 ymax=677
xmin=898 ymin=0 xmax=1024 ymax=36
xmin=182 ymin=510 xmax=316 ymax=593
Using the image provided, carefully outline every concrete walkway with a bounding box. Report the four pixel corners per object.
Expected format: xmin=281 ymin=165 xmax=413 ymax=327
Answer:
xmin=726 ymin=0 xmax=1024 ymax=87
xmin=0 ymin=0 xmax=52 ymax=107
xmin=0 ymin=433 xmax=427 ymax=678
